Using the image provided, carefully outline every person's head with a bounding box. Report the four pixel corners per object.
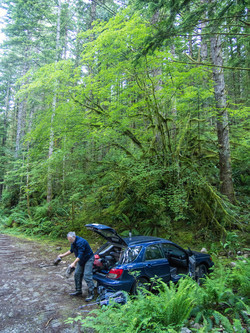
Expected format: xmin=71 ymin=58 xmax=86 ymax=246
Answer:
xmin=67 ymin=231 xmax=76 ymax=243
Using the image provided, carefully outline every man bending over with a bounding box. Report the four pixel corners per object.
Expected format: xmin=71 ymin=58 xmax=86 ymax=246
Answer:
xmin=58 ymin=232 xmax=95 ymax=302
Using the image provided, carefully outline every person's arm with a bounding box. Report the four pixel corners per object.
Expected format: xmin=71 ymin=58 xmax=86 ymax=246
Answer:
xmin=59 ymin=250 xmax=71 ymax=258
xmin=70 ymin=257 xmax=80 ymax=268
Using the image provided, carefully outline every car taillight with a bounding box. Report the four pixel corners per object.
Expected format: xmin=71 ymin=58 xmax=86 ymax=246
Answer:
xmin=107 ymin=268 xmax=123 ymax=279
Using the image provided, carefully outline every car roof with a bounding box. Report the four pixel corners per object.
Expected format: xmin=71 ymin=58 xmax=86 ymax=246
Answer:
xmin=123 ymin=235 xmax=172 ymax=246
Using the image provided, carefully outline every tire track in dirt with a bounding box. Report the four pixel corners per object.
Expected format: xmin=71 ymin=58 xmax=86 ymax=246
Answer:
xmin=0 ymin=234 xmax=95 ymax=333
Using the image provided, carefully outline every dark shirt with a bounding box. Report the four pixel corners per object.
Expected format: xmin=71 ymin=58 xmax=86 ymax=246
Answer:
xmin=70 ymin=236 xmax=93 ymax=266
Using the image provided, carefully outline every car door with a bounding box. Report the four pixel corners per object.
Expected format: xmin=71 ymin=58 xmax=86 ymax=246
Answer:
xmin=161 ymin=243 xmax=188 ymax=268
xmin=142 ymin=244 xmax=171 ymax=282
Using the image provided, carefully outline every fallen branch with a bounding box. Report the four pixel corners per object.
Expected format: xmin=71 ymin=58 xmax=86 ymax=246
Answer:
xmin=45 ymin=317 xmax=54 ymax=328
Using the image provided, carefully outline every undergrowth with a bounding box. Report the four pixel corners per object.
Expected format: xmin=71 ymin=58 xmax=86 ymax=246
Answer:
xmin=66 ymin=260 xmax=250 ymax=332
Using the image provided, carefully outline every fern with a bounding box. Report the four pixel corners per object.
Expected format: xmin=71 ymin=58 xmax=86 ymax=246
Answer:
xmin=213 ymin=310 xmax=233 ymax=332
xmin=228 ymin=258 xmax=250 ymax=297
xmin=232 ymin=318 xmax=247 ymax=333
xmin=68 ymin=278 xmax=196 ymax=332
xmin=67 ymin=267 xmax=249 ymax=332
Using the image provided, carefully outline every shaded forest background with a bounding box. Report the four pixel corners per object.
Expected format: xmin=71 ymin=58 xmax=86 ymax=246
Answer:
xmin=0 ymin=0 xmax=249 ymax=244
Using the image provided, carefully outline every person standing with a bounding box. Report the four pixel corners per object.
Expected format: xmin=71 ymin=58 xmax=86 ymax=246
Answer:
xmin=58 ymin=232 xmax=95 ymax=302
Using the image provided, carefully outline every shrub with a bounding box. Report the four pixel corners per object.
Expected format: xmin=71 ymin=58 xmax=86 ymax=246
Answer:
xmin=228 ymin=257 xmax=250 ymax=298
xmin=66 ymin=278 xmax=197 ymax=332
xmin=192 ymin=263 xmax=249 ymax=332
xmin=67 ymin=263 xmax=249 ymax=333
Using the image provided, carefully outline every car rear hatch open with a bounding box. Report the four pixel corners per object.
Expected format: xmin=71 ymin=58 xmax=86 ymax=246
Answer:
xmin=85 ymin=223 xmax=128 ymax=247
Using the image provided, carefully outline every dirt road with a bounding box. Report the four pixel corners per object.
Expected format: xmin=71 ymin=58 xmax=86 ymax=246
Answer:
xmin=0 ymin=233 xmax=95 ymax=333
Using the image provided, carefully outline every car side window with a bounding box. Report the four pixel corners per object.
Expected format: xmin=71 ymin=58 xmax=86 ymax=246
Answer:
xmin=162 ymin=243 xmax=186 ymax=258
xmin=120 ymin=246 xmax=142 ymax=264
xmin=145 ymin=244 xmax=164 ymax=260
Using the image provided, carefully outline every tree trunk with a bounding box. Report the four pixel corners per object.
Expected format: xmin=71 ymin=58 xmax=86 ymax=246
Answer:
xmin=3 ymin=78 xmax=10 ymax=146
xmin=47 ymin=0 xmax=61 ymax=205
xmin=47 ymin=96 xmax=56 ymax=204
xmin=0 ymin=78 xmax=11 ymax=199
xmin=26 ymin=108 xmax=34 ymax=216
xmin=15 ymin=100 xmax=26 ymax=158
xmin=15 ymin=47 xmax=29 ymax=158
xmin=200 ymin=21 xmax=207 ymax=61
xmin=90 ymin=0 xmax=96 ymax=28
xmin=170 ymin=44 xmax=177 ymax=139
xmin=210 ymin=34 xmax=235 ymax=203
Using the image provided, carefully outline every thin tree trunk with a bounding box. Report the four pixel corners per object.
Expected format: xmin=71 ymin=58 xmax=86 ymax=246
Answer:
xmin=0 ymin=79 xmax=11 ymax=199
xmin=246 ymin=9 xmax=250 ymax=101
xmin=3 ymin=78 xmax=10 ymax=146
xmin=47 ymin=0 xmax=61 ymax=205
xmin=15 ymin=100 xmax=26 ymax=158
xmin=90 ymin=0 xmax=96 ymax=28
xmin=26 ymin=109 xmax=34 ymax=216
xmin=170 ymin=45 xmax=177 ymax=140
xmin=63 ymin=0 xmax=70 ymax=60
xmin=210 ymin=34 xmax=235 ymax=203
xmin=200 ymin=24 xmax=207 ymax=61
xmin=86 ymin=0 xmax=97 ymax=162
xmin=15 ymin=47 xmax=29 ymax=158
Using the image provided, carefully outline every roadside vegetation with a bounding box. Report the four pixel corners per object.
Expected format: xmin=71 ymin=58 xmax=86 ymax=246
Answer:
xmin=67 ymin=259 xmax=250 ymax=332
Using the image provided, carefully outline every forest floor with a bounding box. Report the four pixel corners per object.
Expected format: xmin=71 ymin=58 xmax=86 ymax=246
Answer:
xmin=0 ymin=233 xmax=96 ymax=333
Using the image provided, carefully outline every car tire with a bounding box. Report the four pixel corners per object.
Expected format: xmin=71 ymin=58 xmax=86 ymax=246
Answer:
xmin=196 ymin=264 xmax=208 ymax=285
xmin=131 ymin=277 xmax=151 ymax=295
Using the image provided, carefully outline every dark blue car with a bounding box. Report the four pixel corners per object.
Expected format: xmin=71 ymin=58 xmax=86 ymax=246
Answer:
xmin=86 ymin=224 xmax=214 ymax=294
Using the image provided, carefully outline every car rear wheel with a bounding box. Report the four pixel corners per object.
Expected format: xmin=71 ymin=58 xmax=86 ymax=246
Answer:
xmin=196 ymin=264 xmax=207 ymax=285
xmin=131 ymin=277 xmax=151 ymax=295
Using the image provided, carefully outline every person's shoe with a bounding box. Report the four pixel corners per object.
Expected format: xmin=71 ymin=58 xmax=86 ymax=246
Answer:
xmin=85 ymin=290 xmax=94 ymax=302
xmin=69 ymin=291 xmax=82 ymax=297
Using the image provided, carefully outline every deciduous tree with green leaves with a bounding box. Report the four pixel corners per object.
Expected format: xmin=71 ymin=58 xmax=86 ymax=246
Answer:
xmin=0 ymin=0 xmax=248 ymax=239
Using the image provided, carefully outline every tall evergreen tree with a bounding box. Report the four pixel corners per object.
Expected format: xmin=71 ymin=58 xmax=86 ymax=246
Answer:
xmin=133 ymin=0 xmax=248 ymax=203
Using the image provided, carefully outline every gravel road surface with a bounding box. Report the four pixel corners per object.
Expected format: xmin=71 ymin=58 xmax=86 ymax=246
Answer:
xmin=0 ymin=234 xmax=95 ymax=333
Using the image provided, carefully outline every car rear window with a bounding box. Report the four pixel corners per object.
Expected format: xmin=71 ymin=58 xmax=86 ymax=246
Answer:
xmin=120 ymin=246 xmax=142 ymax=264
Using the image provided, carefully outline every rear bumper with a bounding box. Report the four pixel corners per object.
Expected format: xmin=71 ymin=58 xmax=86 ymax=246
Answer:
xmin=93 ymin=273 xmax=133 ymax=293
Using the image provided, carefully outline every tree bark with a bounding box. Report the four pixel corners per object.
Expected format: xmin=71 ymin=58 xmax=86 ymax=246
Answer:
xmin=0 ymin=78 xmax=11 ymax=199
xmin=15 ymin=46 xmax=29 ymax=158
xmin=47 ymin=0 xmax=62 ymax=205
xmin=170 ymin=44 xmax=177 ymax=139
xmin=26 ymin=108 xmax=34 ymax=216
xmin=15 ymin=100 xmax=26 ymax=158
xmin=210 ymin=34 xmax=235 ymax=203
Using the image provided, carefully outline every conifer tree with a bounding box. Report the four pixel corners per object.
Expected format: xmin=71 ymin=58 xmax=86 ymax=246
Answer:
xmin=133 ymin=0 xmax=248 ymax=203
